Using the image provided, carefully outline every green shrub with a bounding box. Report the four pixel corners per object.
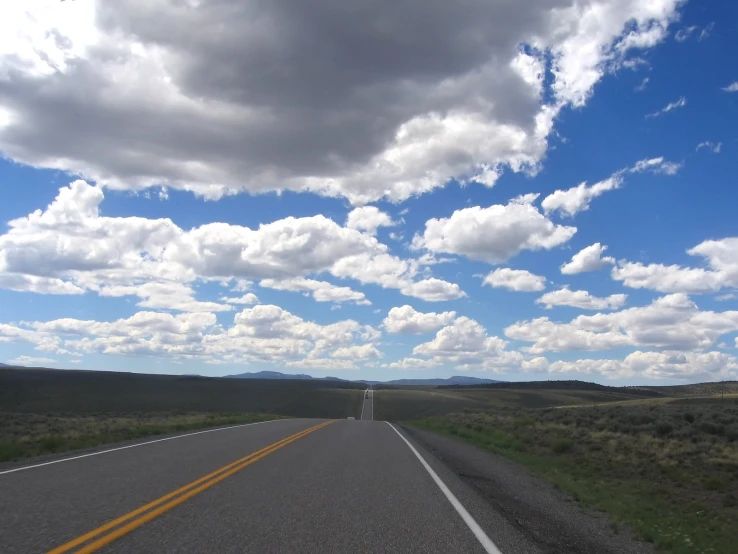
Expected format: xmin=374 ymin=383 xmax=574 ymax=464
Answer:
xmin=552 ymin=438 xmax=573 ymax=454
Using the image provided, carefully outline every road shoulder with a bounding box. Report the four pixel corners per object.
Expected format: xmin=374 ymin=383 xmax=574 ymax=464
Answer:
xmin=401 ymin=425 xmax=655 ymax=554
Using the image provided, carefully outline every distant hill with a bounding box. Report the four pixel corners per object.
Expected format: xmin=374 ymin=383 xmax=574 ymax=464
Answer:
xmin=225 ymin=370 xmax=346 ymax=382
xmin=0 ymin=363 xmax=10 ymax=367
xmin=224 ymin=371 xmax=501 ymax=386
xmin=440 ymin=379 xmax=662 ymax=397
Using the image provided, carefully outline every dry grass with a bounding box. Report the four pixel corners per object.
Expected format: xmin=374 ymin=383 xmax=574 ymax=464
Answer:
xmin=412 ymin=398 xmax=738 ymax=554
xmin=0 ymin=411 xmax=285 ymax=462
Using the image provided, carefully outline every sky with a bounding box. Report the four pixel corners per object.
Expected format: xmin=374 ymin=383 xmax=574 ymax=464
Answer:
xmin=0 ymin=0 xmax=737 ymax=385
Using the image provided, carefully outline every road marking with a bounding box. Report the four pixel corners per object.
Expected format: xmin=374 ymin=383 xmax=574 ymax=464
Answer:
xmin=360 ymin=390 xmax=366 ymax=420
xmin=47 ymin=420 xmax=335 ymax=554
xmin=0 ymin=418 xmax=284 ymax=476
xmin=371 ymin=389 xmax=374 ymax=421
xmin=386 ymin=422 xmax=503 ymax=554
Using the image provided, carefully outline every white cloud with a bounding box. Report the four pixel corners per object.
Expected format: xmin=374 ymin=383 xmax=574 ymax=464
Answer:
xmin=482 ymin=268 xmax=546 ymax=292
xmin=407 ymin=316 xmax=525 ymax=371
xmin=507 ymin=293 xmax=738 ymax=353
xmin=630 ymin=156 xmax=682 ymax=175
xmin=331 ymin=344 xmax=381 ymax=360
xmin=260 ymin=278 xmax=370 ymax=305
xmin=220 ymin=293 xmax=260 ymax=305
xmin=15 ymin=304 xmax=381 ymax=367
xmin=100 ymin=282 xmax=233 ymax=313
xmin=385 ymin=357 xmax=440 ymax=370
xmin=383 ymin=305 xmax=457 ymax=334
xmin=722 ymin=82 xmax=738 ymax=93
xmin=345 ymin=207 xmax=395 ymax=235
xmin=645 ymin=96 xmax=686 ymax=118
xmin=674 ymin=25 xmax=698 ymax=42
xmin=612 ymin=237 xmax=738 ymax=294
xmin=635 ymin=77 xmax=649 ymax=92
xmin=0 ymin=273 xmax=85 ymax=295
xmin=560 ymin=243 xmax=615 ymax=274
xmin=0 ymin=180 xmax=461 ymax=303
xmin=716 ymin=293 xmax=736 ymax=301
xmin=541 ymin=175 xmax=622 ymax=217
xmin=536 ymin=287 xmax=627 ymax=310
xmin=550 ymin=350 xmax=737 ymax=381
xmin=696 ymin=141 xmax=722 ymax=153
xmin=0 ymin=0 xmax=684 ymax=204
xmin=6 ymin=355 xmax=57 ymax=366
xmin=399 ymin=279 xmax=467 ymax=302
xmin=413 ymin=196 xmax=576 ymax=264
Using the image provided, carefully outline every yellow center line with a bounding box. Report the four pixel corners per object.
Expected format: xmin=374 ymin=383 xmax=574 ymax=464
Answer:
xmin=47 ymin=420 xmax=335 ymax=554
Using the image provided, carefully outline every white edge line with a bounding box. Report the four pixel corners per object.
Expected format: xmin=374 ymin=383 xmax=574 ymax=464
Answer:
xmin=0 ymin=418 xmax=282 ymax=476
xmin=386 ymin=422 xmax=503 ymax=554
xmin=360 ymin=390 xmax=366 ymax=420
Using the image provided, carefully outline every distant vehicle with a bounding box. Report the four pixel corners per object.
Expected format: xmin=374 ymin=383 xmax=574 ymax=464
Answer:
xmin=347 ymin=416 xmax=355 ymax=420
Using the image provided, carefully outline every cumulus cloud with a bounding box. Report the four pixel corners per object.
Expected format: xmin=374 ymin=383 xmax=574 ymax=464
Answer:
xmin=645 ymin=96 xmax=687 ymax=118
xmin=612 ymin=237 xmax=738 ymax=294
xmin=561 ymin=243 xmax=615 ymax=274
xmin=482 ymin=268 xmax=546 ymax=292
xmin=345 ymin=207 xmax=395 ymax=235
xmin=541 ymin=175 xmax=622 ymax=217
xmin=14 ymin=304 xmax=382 ymax=367
xmin=0 ymin=0 xmax=683 ymax=204
xmin=0 ymin=180 xmax=461 ymax=303
xmin=260 ymin=278 xmax=370 ymax=305
xmin=99 ymin=282 xmax=233 ymax=313
xmin=507 ymin=293 xmax=738 ymax=353
xmin=413 ymin=195 xmax=576 ymax=264
xmin=550 ymin=350 xmax=737 ymax=381
xmin=382 ymin=305 xmax=457 ymax=334
xmin=536 ymin=287 xmax=627 ymax=310
xmin=220 ymin=293 xmax=260 ymax=305
xmin=404 ymin=316 xmax=525 ymax=372
xmin=722 ymin=82 xmax=738 ymax=93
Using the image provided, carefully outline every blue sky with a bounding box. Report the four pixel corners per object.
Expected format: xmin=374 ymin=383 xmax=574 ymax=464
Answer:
xmin=1 ymin=0 xmax=737 ymax=384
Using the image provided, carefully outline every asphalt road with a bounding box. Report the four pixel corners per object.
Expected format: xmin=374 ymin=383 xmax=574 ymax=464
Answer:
xmin=0 ymin=417 xmax=543 ymax=554
xmin=360 ymin=389 xmax=373 ymax=421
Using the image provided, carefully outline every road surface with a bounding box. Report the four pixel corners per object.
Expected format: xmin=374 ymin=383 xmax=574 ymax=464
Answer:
xmin=360 ymin=388 xmax=373 ymax=420
xmin=0 ymin=416 xmax=546 ymax=554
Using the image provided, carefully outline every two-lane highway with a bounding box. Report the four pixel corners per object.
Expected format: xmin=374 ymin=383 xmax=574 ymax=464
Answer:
xmin=0 ymin=416 xmax=541 ymax=553
xmin=360 ymin=388 xmax=373 ymax=421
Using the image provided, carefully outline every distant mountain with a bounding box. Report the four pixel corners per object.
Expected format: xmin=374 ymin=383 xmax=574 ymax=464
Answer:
xmin=224 ymin=371 xmax=502 ymax=386
xmin=0 ymin=362 xmax=10 ymax=367
xmin=225 ymin=370 xmax=346 ymax=382
xmin=379 ymin=376 xmax=505 ymax=386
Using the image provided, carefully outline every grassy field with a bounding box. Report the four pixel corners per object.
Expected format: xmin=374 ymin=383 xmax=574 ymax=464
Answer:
xmin=374 ymin=384 xmax=652 ymax=421
xmin=0 ymin=368 xmax=365 ymax=418
xmin=410 ymin=397 xmax=738 ymax=554
xmin=0 ymin=411 xmax=284 ymax=462
xmin=0 ymin=367 xmax=366 ymax=462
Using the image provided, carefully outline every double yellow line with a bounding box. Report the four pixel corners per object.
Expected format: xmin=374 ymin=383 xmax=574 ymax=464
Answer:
xmin=47 ymin=420 xmax=335 ymax=554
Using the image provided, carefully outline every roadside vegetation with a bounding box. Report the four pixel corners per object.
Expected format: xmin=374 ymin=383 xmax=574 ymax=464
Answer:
xmin=410 ymin=397 xmax=738 ymax=554
xmin=0 ymin=367 xmax=367 ymax=463
xmin=0 ymin=411 xmax=284 ymax=462
xmin=374 ymin=383 xmax=651 ymax=421
xmin=0 ymin=368 xmax=364 ymax=418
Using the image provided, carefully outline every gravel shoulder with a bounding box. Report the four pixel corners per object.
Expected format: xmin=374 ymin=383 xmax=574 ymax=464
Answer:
xmin=402 ymin=425 xmax=656 ymax=554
